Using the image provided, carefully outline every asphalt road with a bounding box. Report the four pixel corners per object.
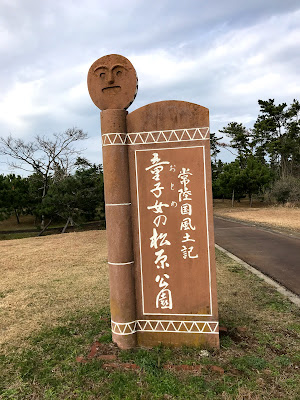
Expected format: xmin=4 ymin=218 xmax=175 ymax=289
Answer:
xmin=214 ymin=217 xmax=300 ymax=296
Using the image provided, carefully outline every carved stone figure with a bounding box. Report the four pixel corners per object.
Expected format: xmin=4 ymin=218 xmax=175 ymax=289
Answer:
xmin=87 ymin=54 xmax=138 ymax=110
xmin=87 ymin=54 xmax=219 ymax=349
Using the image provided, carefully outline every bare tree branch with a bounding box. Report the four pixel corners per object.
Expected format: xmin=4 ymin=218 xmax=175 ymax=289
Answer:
xmin=218 ymin=142 xmax=238 ymax=156
xmin=0 ymin=128 xmax=87 ymax=228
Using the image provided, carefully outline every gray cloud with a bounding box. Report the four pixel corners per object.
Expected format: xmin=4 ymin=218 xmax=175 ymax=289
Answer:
xmin=0 ymin=0 xmax=299 ymax=173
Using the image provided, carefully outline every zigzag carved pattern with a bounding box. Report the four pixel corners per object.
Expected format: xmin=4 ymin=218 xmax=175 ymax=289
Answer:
xmin=102 ymin=127 xmax=210 ymax=146
xmin=111 ymin=319 xmax=219 ymax=336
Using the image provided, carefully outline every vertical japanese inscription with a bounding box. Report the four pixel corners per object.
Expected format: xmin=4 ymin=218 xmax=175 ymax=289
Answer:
xmin=135 ymin=146 xmax=212 ymax=316
xmin=146 ymin=153 xmax=172 ymax=310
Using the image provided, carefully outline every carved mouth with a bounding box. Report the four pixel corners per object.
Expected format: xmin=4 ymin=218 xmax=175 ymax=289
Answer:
xmin=102 ymin=86 xmax=121 ymax=94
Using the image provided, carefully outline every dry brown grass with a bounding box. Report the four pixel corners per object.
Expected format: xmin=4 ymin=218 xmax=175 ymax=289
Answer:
xmin=1 ymin=231 xmax=299 ymax=399
xmin=1 ymin=229 xmax=297 ymax=351
xmin=0 ymin=231 xmax=109 ymax=348
xmin=214 ymin=200 xmax=300 ymax=233
xmin=215 ymin=249 xmax=300 ymax=399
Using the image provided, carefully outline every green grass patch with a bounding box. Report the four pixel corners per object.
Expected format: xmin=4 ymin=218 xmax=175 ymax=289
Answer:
xmin=0 ymin=232 xmax=38 ymax=240
xmin=1 ymin=301 xmax=299 ymax=399
xmin=230 ymin=355 xmax=268 ymax=373
xmin=1 ymin=250 xmax=300 ymax=399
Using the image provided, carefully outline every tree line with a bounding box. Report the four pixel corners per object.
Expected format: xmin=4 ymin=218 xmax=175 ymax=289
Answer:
xmin=0 ymin=128 xmax=104 ymax=233
xmin=0 ymin=98 xmax=299 ymax=231
xmin=211 ymin=98 xmax=300 ymax=206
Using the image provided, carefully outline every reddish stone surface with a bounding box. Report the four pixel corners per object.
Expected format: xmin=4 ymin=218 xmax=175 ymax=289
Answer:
xmin=127 ymin=101 xmax=219 ymax=348
xmin=102 ymin=362 xmax=120 ymax=370
xmin=219 ymin=326 xmax=228 ymax=334
xmin=87 ymin=54 xmax=138 ymax=111
xmin=122 ymin=363 xmax=140 ymax=370
xmin=100 ymin=109 xmax=137 ymax=350
xmin=87 ymin=54 xmax=219 ymax=350
xmin=102 ymin=362 xmax=140 ymax=370
xmin=164 ymin=364 xmax=202 ymax=372
xmin=134 ymin=146 xmax=211 ymax=315
xmin=87 ymin=341 xmax=102 ymax=359
xmin=229 ymin=368 xmax=242 ymax=375
xmin=98 ymin=354 xmax=117 ymax=361
xmin=209 ymin=365 xmax=225 ymax=374
xmin=76 ymin=341 xmax=118 ymax=364
xmin=76 ymin=356 xmax=86 ymax=363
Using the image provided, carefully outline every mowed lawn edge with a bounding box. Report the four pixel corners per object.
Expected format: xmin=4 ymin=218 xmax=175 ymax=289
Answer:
xmin=0 ymin=231 xmax=299 ymax=399
xmin=213 ymin=202 xmax=300 ymax=234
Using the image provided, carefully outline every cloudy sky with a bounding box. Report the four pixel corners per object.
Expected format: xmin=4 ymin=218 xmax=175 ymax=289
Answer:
xmin=0 ymin=0 xmax=299 ymax=175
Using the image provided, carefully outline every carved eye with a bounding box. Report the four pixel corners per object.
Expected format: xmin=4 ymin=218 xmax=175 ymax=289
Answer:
xmin=100 ymin=72 xmax=105 ymax=78
xmin=116 ymin=70 xmax=122 ymax=76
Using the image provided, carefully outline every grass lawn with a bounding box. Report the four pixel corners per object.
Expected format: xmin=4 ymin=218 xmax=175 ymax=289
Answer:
xmin=0 ymin=215 xmax=105 ymax=240
xmin=214 ymin=199 xmax=300 ymax=234
xmin=0 ymin=231 xmax=299 ymax=399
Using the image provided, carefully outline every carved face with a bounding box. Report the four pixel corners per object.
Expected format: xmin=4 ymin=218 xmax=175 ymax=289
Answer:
xmin=87 ymin=54 xmax=138 ymax=110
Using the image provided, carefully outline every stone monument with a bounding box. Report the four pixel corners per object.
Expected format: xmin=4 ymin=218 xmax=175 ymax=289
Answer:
xmin=87 ymin=54 xmax=219 ymax=349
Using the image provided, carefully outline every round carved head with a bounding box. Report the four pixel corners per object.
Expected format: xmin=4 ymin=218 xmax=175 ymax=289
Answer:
xmin=87 ymin=54 xmax=138 ymax=110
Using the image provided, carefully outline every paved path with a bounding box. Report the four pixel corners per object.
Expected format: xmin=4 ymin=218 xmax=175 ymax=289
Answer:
xmin=214 ymin=217 xmax=300 ymax=296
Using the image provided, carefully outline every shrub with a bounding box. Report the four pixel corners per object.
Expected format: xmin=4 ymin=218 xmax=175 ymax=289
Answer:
xmin=271 ymin=176 xmax=300 ymax=204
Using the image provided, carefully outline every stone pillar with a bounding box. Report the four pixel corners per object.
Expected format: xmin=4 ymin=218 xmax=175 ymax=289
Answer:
xmin=87 ymin=54 xmax=138 ymax=349
xmin=101 ymin=109 xmax=136 ymax=349
xmin=88 ymin=54 xmax=219 ymax=350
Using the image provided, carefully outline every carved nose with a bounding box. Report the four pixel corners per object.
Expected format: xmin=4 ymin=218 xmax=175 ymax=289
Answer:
xmin=108 ymin=71 xmax=114 ymax=84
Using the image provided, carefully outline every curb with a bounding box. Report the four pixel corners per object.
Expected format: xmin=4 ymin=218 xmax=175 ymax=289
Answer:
xmin=215 ymin=244 xmax=300 ymax=307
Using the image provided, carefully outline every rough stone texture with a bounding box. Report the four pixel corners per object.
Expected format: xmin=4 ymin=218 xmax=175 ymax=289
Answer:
xmin=87 ymin=341 xmax=102 ymax=358
xmin=127 ymin=101 xmax=219 ymax=348
xmin=164 ymin=364 xmax=202 ymax=372
xmin=102 ymin=362 xmax=140 ymax=370
xmin=87 ymin=54 xmax=219 ymax=350
xmin=87 ymin=54 xmax=138 ymax=110
xmin=209 ymin=365 xmax=225 ymax=374
xmin=100 ymin=109 xmax=137 ymax=350
xmin=76 ymin=340 xmax=118 ymax=363
xmin=219 ymin=326 xmax=228 ymax=334
xmin=76 ymin=356 xmax=86 ymax=363
xmin=98 ymin=354 xmax=117 ymax=361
